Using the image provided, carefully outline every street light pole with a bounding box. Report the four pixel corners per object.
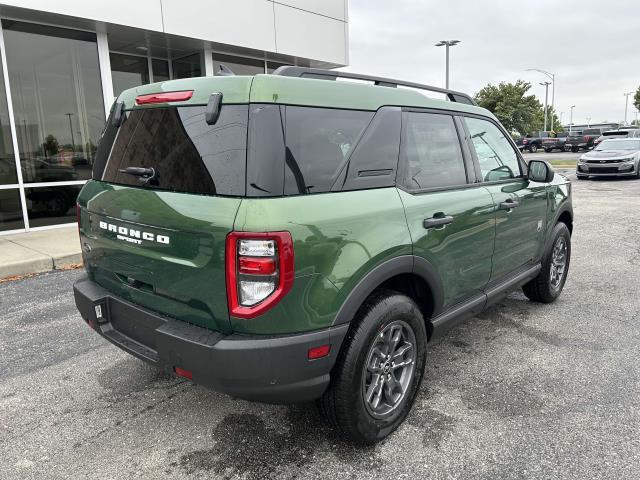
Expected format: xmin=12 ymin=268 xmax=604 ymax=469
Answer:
xmin=569 ymin=105 xmax=575 ymax=133
xmin=435 ymin=40 xmax=460 ymax=89
xmin=540 ymin=82 xmax=551 ymax=132
xmin=527 ymin=68 xmax=555 ymax=130
xmin=560 ymin=111 xmax=565 ymax=128
xmin=586 ymin=116 xmax=591 ymax=128
xmin=624 ymin=92 xmax=633 ymax=126
xmin=64 ymin=112 xmax=75 ymax=150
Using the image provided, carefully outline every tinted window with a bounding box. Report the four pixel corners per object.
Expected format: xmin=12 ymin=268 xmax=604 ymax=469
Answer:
xmin=284 ymin=107 xmax=373 ymax=195
xmin=401 ymin=112 xmax=467 ymax=189
xmin=465 ymin=117 xmax=521 ymax=182
xmin=97 ymin=105 xmax=247 ymax=196
xmin=246 ymin=104 xmax=285 ymax=197
xmin=341 ymin=107 xmax=401 ymax=191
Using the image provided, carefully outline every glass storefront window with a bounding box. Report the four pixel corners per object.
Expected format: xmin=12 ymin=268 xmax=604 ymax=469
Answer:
xmin=213 ymin=53 xmax=265 ymax=76
xmin=0 ymin=50 xmax=16 ymax=186
xmin=110 ymin=52 xmax=149 ymax=96
xmin=3 ymin=21 xmax=105 ymax=185
xmin=0 ymin=189 xmax=24 ymax=231
xmin=172 ymin=53 xmax=201 ymax=79
xmin=152 ymin=59 xmax=170 ymax=83
xmin=24 ymin=185 xmax=81 ymax=228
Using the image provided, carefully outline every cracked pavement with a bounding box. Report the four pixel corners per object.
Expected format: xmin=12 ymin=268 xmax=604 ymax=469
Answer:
xmin=1 ymin=172 xmax=639 ymax=479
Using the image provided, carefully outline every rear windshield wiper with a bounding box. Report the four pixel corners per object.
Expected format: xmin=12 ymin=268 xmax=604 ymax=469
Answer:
xmin=118 ymin=166 xmax=159 ymax=185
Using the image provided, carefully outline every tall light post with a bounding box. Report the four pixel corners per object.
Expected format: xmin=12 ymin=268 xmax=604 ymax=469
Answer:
xmin=527 ymin=68 xmax=555 ymax=129
xmin=560 ymin=111 xmax=565 ymax=128
xmin=624 ymin=92 xmax=633 ymax=126
xmin=569 ymin=105 xmax=576 ymax=133
xmin=64 ymin=112 xmax=75 ymax=150
xmin=540 ymin=81 xmax=551 ymax=132
xmin=586 ymin=116 xmax=591 ymax=128
xmin=435 ymin=40 xmax=460 ymax=89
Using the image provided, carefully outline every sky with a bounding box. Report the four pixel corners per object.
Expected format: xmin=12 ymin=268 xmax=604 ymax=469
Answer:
xmin=343 ymin=0 xmax=640 ymax=126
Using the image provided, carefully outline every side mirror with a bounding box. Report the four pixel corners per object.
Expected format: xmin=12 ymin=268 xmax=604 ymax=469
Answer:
xmin=528 ymin=160 xmax=555 ymax=183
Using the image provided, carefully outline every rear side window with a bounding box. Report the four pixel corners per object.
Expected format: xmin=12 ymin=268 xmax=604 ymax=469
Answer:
xmin=96 ymin=105 xmax=248 ymax=196
xmin=401 ymin=112 xmax=467 ymax=190
xmin=284 ymin=107 xmax=373 ymax=195
xmin=464 ymin=116 xmax=521 ymax=182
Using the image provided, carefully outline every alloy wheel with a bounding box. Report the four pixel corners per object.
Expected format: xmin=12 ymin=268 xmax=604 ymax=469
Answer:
xmin=550 ymin=236 xmax=568 ymax=291
xmin=361 ymin=320 xmax=417 ymax=419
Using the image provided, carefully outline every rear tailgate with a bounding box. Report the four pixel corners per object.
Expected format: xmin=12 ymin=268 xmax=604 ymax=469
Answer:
xmin=78 ymin=79 xmax=251 ymax=333
xmin=79 ymin=183 xmax=241 ymax=333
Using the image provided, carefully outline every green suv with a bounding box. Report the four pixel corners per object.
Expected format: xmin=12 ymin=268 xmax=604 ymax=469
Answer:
xmin=74 ymin=67 xmax=573 ymax=444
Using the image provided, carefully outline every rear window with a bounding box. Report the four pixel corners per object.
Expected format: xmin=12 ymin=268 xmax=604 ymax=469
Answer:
xmin=94 ymin=105 xmax=248 ymax=196
xmin=603 ymin=130 xmax=628 ymax=136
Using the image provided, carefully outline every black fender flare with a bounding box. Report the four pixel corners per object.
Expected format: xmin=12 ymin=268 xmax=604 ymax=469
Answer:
xmin=331 ymin=255 xmax=444 ymax=326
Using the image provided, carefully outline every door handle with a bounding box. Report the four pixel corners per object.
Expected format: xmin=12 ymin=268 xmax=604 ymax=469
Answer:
xmin=499 ymin=199 xmax=520 ymax=211
xmin=423 ymin=215 xmax=454 ymax=229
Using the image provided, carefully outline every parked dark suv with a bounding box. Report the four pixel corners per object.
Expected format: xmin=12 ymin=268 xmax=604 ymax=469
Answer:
xmin=74 ymin=67 xmax=573 ymax=444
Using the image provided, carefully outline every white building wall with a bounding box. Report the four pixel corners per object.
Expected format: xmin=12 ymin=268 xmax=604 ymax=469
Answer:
xmin=0 ymin=0 xmax=348 ymax=65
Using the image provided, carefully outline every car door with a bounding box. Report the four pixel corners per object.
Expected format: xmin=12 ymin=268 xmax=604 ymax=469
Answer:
xmin=397 ymin=109 xmax=496 ymax=309
xmin=462 ymin=115 xmax=548 ymax=282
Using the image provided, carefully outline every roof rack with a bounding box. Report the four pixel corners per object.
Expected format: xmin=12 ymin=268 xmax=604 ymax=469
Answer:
xmin=271 ymin=66 xmax=477 ymax=106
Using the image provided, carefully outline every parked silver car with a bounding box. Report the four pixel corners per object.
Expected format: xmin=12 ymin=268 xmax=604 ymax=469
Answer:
xmin=577 ymin=138 xmax=640 ymax=179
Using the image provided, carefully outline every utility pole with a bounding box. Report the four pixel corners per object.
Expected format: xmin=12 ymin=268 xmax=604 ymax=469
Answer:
xmin=435 ymin=40 xmax=460 ymax=89
xmin=624 ymin=92 xmax=633 ymax=126
xmin=527 ymin=69 xmax=555 ymax=130
xmin=586 ymin=116 xmax=591 ymax=128
xmin=540 ymin=82 xmax=551 ymax=132
xmin=64 ymin=113 xmax=75 ymax=150
xmin=569 ymin=105 xmax=575 ymax=133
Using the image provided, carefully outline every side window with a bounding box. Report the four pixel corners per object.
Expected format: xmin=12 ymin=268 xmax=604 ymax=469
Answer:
xmin=341 ymin=107 xmax=401 ymax=191
xmin=284 ymin=107 xmax=373 ymax=195
xmin=401 ymin=112 xmax=467 ymax=190
xmin=464 ymin=117 xmax=521 ymax=182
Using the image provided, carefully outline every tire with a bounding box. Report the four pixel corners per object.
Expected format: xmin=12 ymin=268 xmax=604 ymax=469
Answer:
xmin=576 ymin=174 xmax=588 ymax=180
xmin=571 ymin=147 xmax=579 ymax=153
xmin=318 ymin=290 xmax=427 ymax=444
xmin=544 ymin=149 xmax=552 ymax=153
xmin=523 ymin=222 xmax=571 ymax=303
xmin=529 ymin=144 xmax=538 ymax=153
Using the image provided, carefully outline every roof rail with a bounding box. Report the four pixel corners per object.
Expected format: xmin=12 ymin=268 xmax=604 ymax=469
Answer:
xmin=271 ymin=66 xmax=477 ymax=106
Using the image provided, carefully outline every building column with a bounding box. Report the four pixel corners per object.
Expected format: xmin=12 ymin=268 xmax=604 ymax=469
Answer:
xmin=96 ymin=27 xmax=114 ymax=116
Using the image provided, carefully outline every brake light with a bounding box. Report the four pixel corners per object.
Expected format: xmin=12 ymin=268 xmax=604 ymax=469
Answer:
xmin=226 ymin=232 xmax=294 ymax=319
xmin=308 ymin=344 xmax=331 ymax=360
xmin=584 ymin=135 xmax=590 ymax=141
xmin=135 ymin=90 xmax=193 ymax=105
xmin=523 ymin=139 xmax=529 ymax=144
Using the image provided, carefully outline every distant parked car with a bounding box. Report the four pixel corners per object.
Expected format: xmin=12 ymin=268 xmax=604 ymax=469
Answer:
xmin=576 ymin=138 xmax=640 ymax=179
xmin=518 ymin=131 xmax=553 ymax=153
xmin=565 ymin=128 xmax=602 ymax=152
xmin=593 ymin=128 xmax=640 ymax=148
xmin=542 ymin=132 xmax=570 ymax=152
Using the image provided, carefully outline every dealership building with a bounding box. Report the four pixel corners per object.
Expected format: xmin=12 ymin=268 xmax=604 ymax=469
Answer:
xmin=0 ymin=0 xmax=348 ymax=234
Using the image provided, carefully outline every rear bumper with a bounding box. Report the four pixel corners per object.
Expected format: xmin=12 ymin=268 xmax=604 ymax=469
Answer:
xmin=74 ymin=276 xmax=348 ymax=404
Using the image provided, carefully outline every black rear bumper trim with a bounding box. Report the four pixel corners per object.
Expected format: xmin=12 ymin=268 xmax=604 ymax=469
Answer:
xmin=73 ymin=275 xmax=348 ymax=404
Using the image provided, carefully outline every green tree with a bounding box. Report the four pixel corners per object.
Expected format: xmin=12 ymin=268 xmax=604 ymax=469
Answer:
xmin=634 ymin=85 xmax=640 ymax=111
xmin=474 ymin=80 xmax=559 ymax=137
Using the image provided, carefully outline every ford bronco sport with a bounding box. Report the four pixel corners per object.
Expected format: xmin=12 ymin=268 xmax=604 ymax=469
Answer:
xmin=74 ymin=67 xmax=573 ymax=444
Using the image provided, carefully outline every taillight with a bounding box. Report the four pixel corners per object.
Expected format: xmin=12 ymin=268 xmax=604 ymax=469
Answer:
xmin=584 ymin=135 xmax=590 ymax=141
xmin=523 ymin=139 xmax=529 ymax=144
xmin=135 ymin=90 xmax=193 ymax=105
xmin=226 ymin=232 xmax=294 ymax=319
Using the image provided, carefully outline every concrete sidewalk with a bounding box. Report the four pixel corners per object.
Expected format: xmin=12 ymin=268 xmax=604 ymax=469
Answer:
xmin=0 ymin=227 xmax=81 ymax=279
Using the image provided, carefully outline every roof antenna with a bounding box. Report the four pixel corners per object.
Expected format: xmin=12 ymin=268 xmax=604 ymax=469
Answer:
xmin=217 ymin=64 xmax=235 ymax=76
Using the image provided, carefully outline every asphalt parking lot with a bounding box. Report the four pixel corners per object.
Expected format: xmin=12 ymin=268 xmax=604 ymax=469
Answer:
xmin=1 ymin=172 xmax=640 ymax=479
xmin=523 ymin=150 xmax=582 ymax=163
